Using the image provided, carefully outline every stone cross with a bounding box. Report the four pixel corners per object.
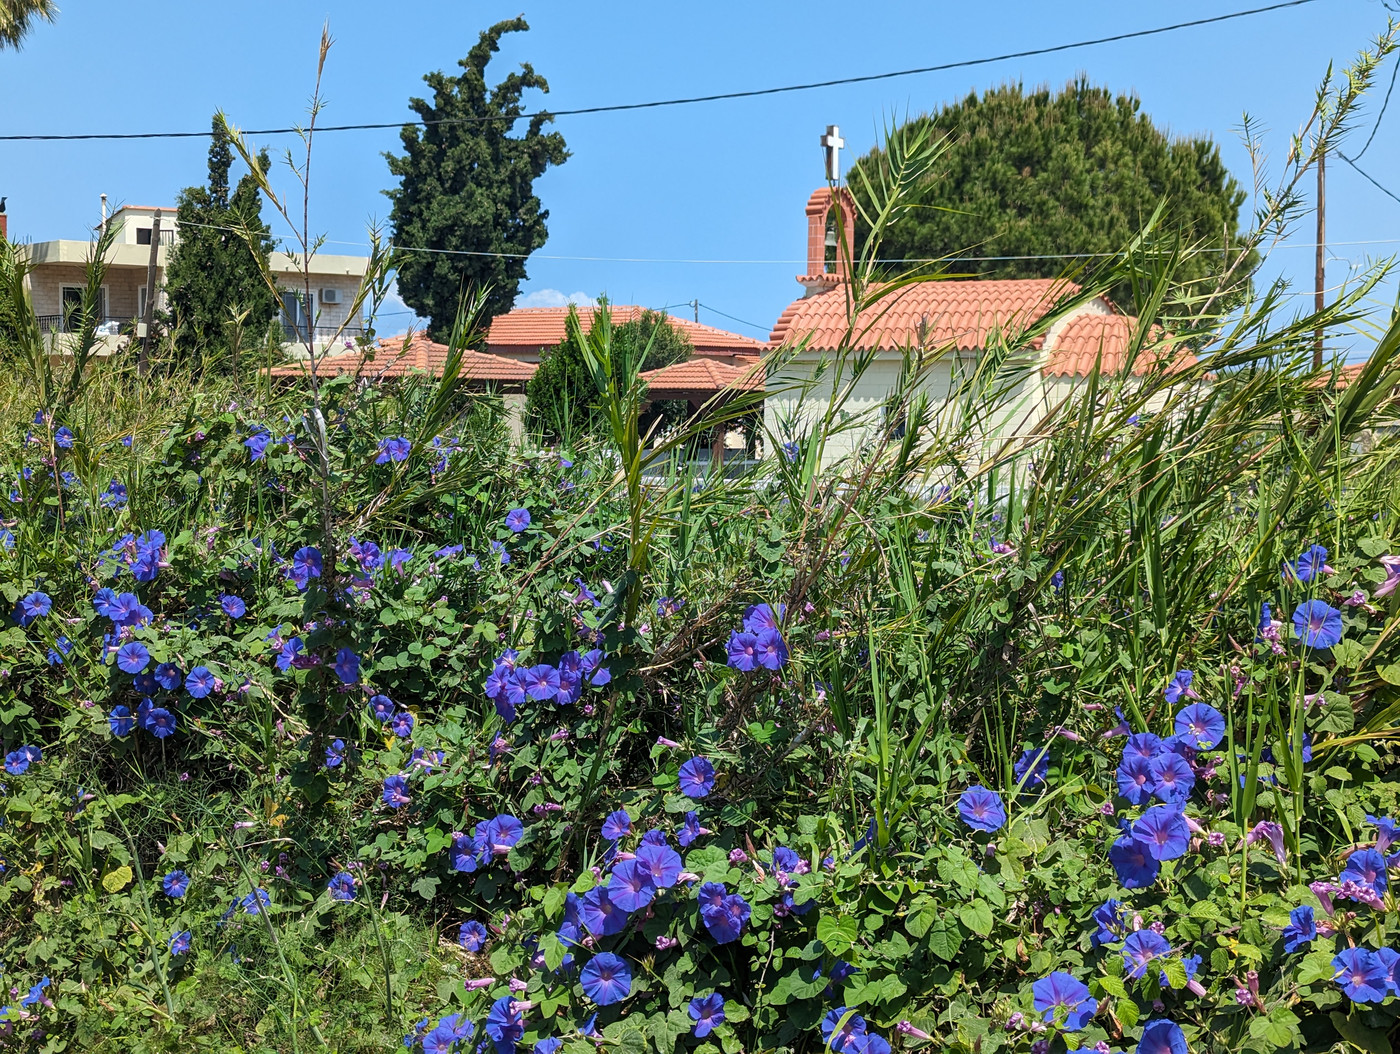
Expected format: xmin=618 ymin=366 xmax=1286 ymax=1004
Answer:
xmin=821 ymin=125 xmax=844 ymax=182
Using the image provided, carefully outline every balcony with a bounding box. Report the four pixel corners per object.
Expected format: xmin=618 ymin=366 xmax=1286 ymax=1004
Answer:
xmin=37 ymin=314 xmax=130 ymax=336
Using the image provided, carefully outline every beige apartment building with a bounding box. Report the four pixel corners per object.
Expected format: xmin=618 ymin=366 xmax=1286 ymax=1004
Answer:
xmin=18 ymin=204 xmax=369 ymax=354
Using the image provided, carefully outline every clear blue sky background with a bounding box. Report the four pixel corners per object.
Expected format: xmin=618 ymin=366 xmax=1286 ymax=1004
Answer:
xmin=1 ymin=0 xmax=1397 ymax=346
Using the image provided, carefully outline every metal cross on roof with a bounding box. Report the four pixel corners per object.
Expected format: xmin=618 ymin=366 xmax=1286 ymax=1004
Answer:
xmin=820 ymin=125 xmax=844 ymax=182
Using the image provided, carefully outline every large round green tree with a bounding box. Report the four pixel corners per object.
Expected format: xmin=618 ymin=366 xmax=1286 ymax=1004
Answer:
xmin=849 ymin=79 xmax=1255 ymax=306
xmin=386 ymin=18 xmax=568 ymax=342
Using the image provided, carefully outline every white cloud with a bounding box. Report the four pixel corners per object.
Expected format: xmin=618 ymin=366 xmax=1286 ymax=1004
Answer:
xmin=514 ymin=288 xmax=597 ymax=309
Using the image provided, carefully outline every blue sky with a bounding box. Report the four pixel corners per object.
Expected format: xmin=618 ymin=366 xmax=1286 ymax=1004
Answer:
xmin=1 ymin=0 xmax=1397 ymax=346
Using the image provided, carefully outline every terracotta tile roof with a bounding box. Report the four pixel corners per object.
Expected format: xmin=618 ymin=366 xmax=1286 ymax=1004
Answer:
xmin=769 ymin=278 xmax=1078 ymax=352
xmin=487 ymin=306 xmax=765 ymax=359
xmin=268 ymin=334 xmax=536 ymax=385
xmin=1042 ymin=313 xmax=1196 ymax=377
xmin=639 ymin=358 xmax=765 ymax=398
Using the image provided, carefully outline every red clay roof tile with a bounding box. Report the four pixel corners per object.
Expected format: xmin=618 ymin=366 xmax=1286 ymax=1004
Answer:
xmin=487 ymin=306 xmax=764 ymax=359
xmin=638 ymin=358 xmax=764 ymax=397
xmin=268 ymin=334 xmax=537 ymax=384
xmin=1042 ymin=313 xmax=1196 ymax=377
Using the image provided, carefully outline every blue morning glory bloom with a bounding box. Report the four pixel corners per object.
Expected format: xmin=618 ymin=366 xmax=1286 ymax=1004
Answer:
xmin=1293 ymin=600 xmax=1343 ymax=649
xmin=162 ymin=870 xmax=190 ymax=897
xmin=1013 ymin=747 xmax=1048 ymax=789
xmin=742 ymin=603 xmax=786 ymax=635
xmin=490 ymin=540 xmax=510 ymax=565
xmin=580 ymin=885 xmax=630 ymax=937
xmin=1122 ymin=733 xmax=1163 ymax=762
xmin=601 ymin=810 xmax=632 ymax=841
xmin=288 ymin=546 xmax=323 ymax=591
xmin=1340 ymin=848 xmax=1389 ymax=898
xmin=154 ymin=663 xmax=183 ymax=691
xmin=375 ymin=436 xmax=411 ymax=464
xmin=185 ymin=666 xmax=216 ymax=698
xmin=19 ymin=975 xmax=50 ymax=1007
xmin=1136 ymin=1019 xmax=1188 ymax=1054
xmin=1116 ymin=755 xmax=1157 ymax=806
xmin=244 ymin=432 xmax=272 ymax=461
xmin=1148 ymin=753 xmax=1195 ymax=804
xmin=607 ymin=859 xmax=656 ymax=912
xmin=382 ymin=775 xmax=410 ymax=809
xmin=370 ymin=695 xmax=395 ymax=723
xmin=324 ymin=739 xmax=345 ymax=768
xmin=1163 ymin=669 xmax=1196 ymax=705
xmin=636 ymin=842 xmax=683 ymax=889
xmin=1367 ymin=814 xmax=1400 ymax=853
xmin=701 ymin=888 xmax=751 ymax=944
xmin=169 ymin=929 xmax=191 ymax=956
xmin=533 ymin=1038 xmax=562 ymax=1054
xmin=754 ymin=627 xmax=789 ymax=670
xmin=147 ymin=708 xmax=176 ymax=738
xmin=820 ymin=1007 xmax=867 ymax=1053
xmin=726 ymin=630 xmax=759 ymax=672
xmin=1334 ymin=947 xmax=1389 ymax=1003
xmin=109 ymin=706 xmax=135 ymax=737
xmin=1031 ymin=970 xmax=1095 ymax=1030
xmin=1288 ymin=544 xmax=1333 ymax=583
xmin=521 ymin=664 xmax=560 ymax=701
xmin=957 ymin=786 xmax=1007 ymax=832
xmin=458 ymin=920 xmax=488 ymax=952
xmin=485 ymin=994 xmax=526 ymax=1050
xmin=505 ymin=508 xmax=531 ymax=532
xmin=276 ymin=637 xmax=304 ymax=672
xmin=1132 ymin=806 xmax=1191 ymax=861
xmin=678 ymin=756 xmax=716 ymax=799
xmin=1374 ymin=947 xmax=1400 ymax=998
xmin=390 ymin=710 xmax=415 ymax=738
xmin=689 ymin=993 xmax=726 ymax=1038
xmin=1050 ymin=570 xmax=1064 ymax=591
xmin=1174 ymin=703 xmax=1225 ymax=749
xmin=116 ymin=642 xmax=151 ymax=673
xmin=133 ymin=672 xmax=158 ymax=695
xmin=1122 ymin=929 xmax=1171 ymax=978
xmin=54 ymin=426 xmax=74 ymax=448
xmin=679 ymin=811 xmax=705 ymax=847
xmin=579 ymin=951 xmax=631 ymax=1005
xmin=1282 ymin=905 xmax=1316 ymax=952
xmin=327 ymin=872 xmax=356 ymax=902
xmin=220 ymin=595 xmax=246 ymax=619
xmin=1090 ymin=899 xmax=1126 ymax=946
xmin=241 ymin=888 xmax=271 ymax=914
xmin=1109 ymin=835 xmax=1161 ymax=889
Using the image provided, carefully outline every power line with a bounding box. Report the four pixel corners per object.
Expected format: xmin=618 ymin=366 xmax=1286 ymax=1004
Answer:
xmin=696 ymin=302 xmax=772 ymax=335
xmin=0 ymin=0 xmax=1319 ymax=143
xmin=1337 ymin=153 xmax=1400 ymax=206
xmin=1352 ymin=51 xmax=1399 ymax=161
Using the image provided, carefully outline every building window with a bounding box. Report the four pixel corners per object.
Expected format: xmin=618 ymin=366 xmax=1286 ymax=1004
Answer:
xmin=136 ymin=227 xmax=152 ymax=245
xmin=280 ymin=290 xmax=314 ymax=341
xmin=60 ymin=285 xmax=109 ymax=331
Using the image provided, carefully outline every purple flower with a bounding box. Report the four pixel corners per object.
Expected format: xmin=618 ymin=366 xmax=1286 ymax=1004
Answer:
xmin=116 ymin=641 xmax=151 ymax=674
xmin=636 ymin=843 xmax=683 ymax=888
xmin=1247 ymin=821 xmax=1289 ymax=869
xmin=754 ymin=627 xmax=789 ymax=670
xmin=1122 ymin=930 xmax=1171 ymax=978
xmin=459 ymin=920 xmax=488 ymax=952
xmin=54 ymin=426 xmax=75 ymax=448
xmin=1136 ymin=1019 xmax=1188 ymax=1054
xmin=957 ymin=786 xmax=1007 ymax=832
xmin=689 ymin=992 xmax=726 ymax=1038
xmin=244 ymin=432 xmax=271 ymax=461
xmin=481 ymin=814 xmax=524 ymax=856
xmin=485 ymin=995 xmax=526 ymax=1049
xmin=327 ymin=872 xmax=356 ymax=902
xmin=332 ymin=648 xmax=360 ymax=685
xmin=1334 ymin=947 xmax=1389 ymax=1002
xmin=726 ymin=630 xmax=759 ymax=672
xmin=375 ymin=436 xmax=411 ymax=464
xmin=601 ymin=810 xmax=632 ymax=841
xmin=14 ymin=590 xmax=52 ymax=626
xmin=1288 ymin=544 xmax=1335 ymax=583
xmin=580 ymin=885 xmax=630 ymax=937
xmin=1375 ymin=555 xmax=1400 ymax=598
xmin=820 ymin=1008 xmax=867 ymax=1053
xmin=147 ymin=707 xmax=176 ymax=738
xmin=1282 ymin=905 xmax=1315 ymax=952
xmin=1149 ymin=753 xmax=1195 ymax=804
xmin=1339 ymin=848 xmax=1388 ymax=898
xmin=390 ymin=710 xmax=415 ymax=738
xmin=1090 ymin=899 xmax=1126 ymax=946
xmin=1292 ymin=599 xmax=1343 ymax=650
xmin=1163 ymin=670 xmax=1198 ymax=705
xmin=109 ymin=706 xmax=135 ymax=737
xmin=1116 ymin=755 xmax=1157 ymax=806
xmin=580 ymin=951 xmax=631 ymax=1005
xmin=742 ymin=603 xmax=786 ymax=634
xmin=1109 ymin=835 xmax=1161 ymax=888
xmin=1132 ymin=806 xmax=1190 ymax=861
xmin=382 ymin=774 xmax=410 ymax=808
xmin=370 ymin=695 xmax=395 ymax=723
xmin=680 ymin=811 xmax=707 ymax=847
xmin=169 ymin=929 xmax=191 ymax=956
xmin=702 ymin=890 xmax=751 ymax=944
xmin=522 ymin=664 xmax=560 ymax=701
xmin=162 ymin=870 xmax=190 ymax=897
xmin=1014 ymin=747 xmax=1048 ymax=789
xmin=505 ymin=508 xmax=531 ymax=532
xmin=324 ymin=739 xmax=345 ymax=768
xmin=1367 ymin=814 xmax=1400 ymax=853
xmin=1174 ymin=703 xmax=1225 ymax=749
xmin=1375 ymin=947 xmax=1400 ymax=998
xmin=1031 ymin=971 xmax=1095 ymax=1031
xmin=221 ymin=595 xmax=247 ymax=619
xmin=1122 ymin=732 xmax=1163 ymax=762
xmin=288 ymin=546 xmax=323 ymax=591
xmin=678 ymin=756 xmax=716 ymax=799
xmin=185 ymin=665 xmax=216 ymax=699
xmin=154 ymin=662 xmax=183 ymax=691
xmin=607 ymin=859 xmax=656 ymax=912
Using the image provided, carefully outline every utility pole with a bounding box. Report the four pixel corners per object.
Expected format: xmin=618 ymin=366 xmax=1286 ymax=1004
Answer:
xmin=1314 ymin=145 xmax=1325 ymax=370
xmin=139 ymin=210 xmax=161 ymax=376
xmin=692 ymin=298 xmax=699 ymax=323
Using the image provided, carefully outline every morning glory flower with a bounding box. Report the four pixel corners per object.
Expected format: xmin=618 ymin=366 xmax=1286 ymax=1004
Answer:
xmin=375 ymin=436 xmax=411 ymax=464
xmin=485 ymin=995 xmax=526 ymax=1051
xmin=1122 ymin=733 xmax=1163 ymax=762
xmin=689 ymin=993 xmax=726 ymax=1038
xmin=242 ymin=888 xmax=272 ymax=915
xmin=1132 ymin=806 xmax=1191 ymax=861
xmin=1339 ymin=848 xmax=1388 ymax=898
xmin=1334 ymin=947 xmax=1389 ymax=1003
xmin=505 ymin=508 xmax=532 ymax=532
xmin=324 ymin=739 xmax=345 ymax=768
xmin=162 ymin=870 xmax=190 ymax=897
xmin=382 ymin=775 xmax=410 ymax=809
xmin=726 ymin=630 xmax=759 ymax=672
xmin=1174 ymin=703 xmax=1225 ymax=749
xmin=109 ymin=706 xmax=135 ymax=737
xmin=1288 ymin=544 xmax=1335 ymax=583
xmin=1374 ymin=555 xmax=1400 ymax=598
xmin=288 ymin=546 xmax=323 ymax=591
xmin=458 ymin=920 xmax=488 ymax=952
xmin=54 ymin=426 xmax=74 ymax=448
xmin=580 ymin=885 xmax=630 ymax=937
xmin=754 ymin=628 xmax=789 ymax=670
xmin=742 ymin=603 xmax=785 ymax=635
xmin=147 ymin=708 xmax=176 ymax=738
xmin=1148 ymin=753 xmax=1195 ymax=805
xmin=679 ymin=811 xmax=707 ymax=847
xmin=244 ymin=432 xmax=272 ymax=461
xmin=1136 ymin=1019 xmax=1188 ymax=1054
xmin=185 ymin=666 xmax=216 ymax=698
xmin=820 ymin=1008 xmax=868 ymax=1053
xmin=153 ymin=662 xmax=183 ymax=691
xmin=579 ymin=952 xmax=631 ymax=1005
xmin=1013 ymin=748 xmax=1048 ymax=789
xmin=701 ymin=890 xmax=751 ymax=944
xmin=1163 ymin=669 xmax=1199 ymax=705
xmin=113 ymin=640 xmax=150 ymax=674
xmin=327 ymin=872 xmax=356 ymax=902
xmin=678 ymin=756 xmax=716 ymax=798
xmin=481 ymin=815 xmax=524 ymax=855
xmin=601 ymin=809 xmax=632 ymax=842
xmin=1282 ymin=905 xmax=1316 ymax=952
xmin=332 ymin=648 xmax=360 ymax=685
xmin=1116 ymin=755 xmax=1157 ymax=806
xmin=1122 ymin=930 xmax=1171 ymax=978
xmin=1031 ymin=971 xmax=1095 ymax=1030
xmin=369 ymin=695 xmax=395 ymax=723
xmin=390 ymin=710 xmax=415 ymax=738
xmin=636 ymin=843 xmax=683 ymax=888
xmin=607 ymin=859 xmax=657 ymax=912
xmin=1109 ymin=835 xmax=1161 ymax=889
xmin=522 ymin=664 xmax=561 ymax=701
xmin=221 ymin=595 xmax=247 ymax=619
xmin=957 ymin=786 xmax=1007 ymax=832
xmin=1292 ymin=600 xmax=1343 ymax=649
xmin=1090 ymin=899 xmax=1126 ymax=946
xmin=169 ymin=929 xmax=191 ymax=956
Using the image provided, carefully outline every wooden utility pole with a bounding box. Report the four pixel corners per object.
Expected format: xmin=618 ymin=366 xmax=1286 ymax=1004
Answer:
xmin=139 ymin=209 xmax=161 ymax=376
xmin=1314 ymin=147 xmax=1326 ymax=370
xmin=692 ymin=298 xmax=699 ymax=323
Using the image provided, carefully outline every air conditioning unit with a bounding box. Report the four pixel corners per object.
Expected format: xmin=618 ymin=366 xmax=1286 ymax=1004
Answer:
xmin=320 ymin=288 xmax=341 ymax=305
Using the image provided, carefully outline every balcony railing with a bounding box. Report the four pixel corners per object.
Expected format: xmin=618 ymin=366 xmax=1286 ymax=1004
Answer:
xmin=37 ymin=314 xmax=130 ymax=336
xmin=280 ymin=323 xmax=368 ymax=343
